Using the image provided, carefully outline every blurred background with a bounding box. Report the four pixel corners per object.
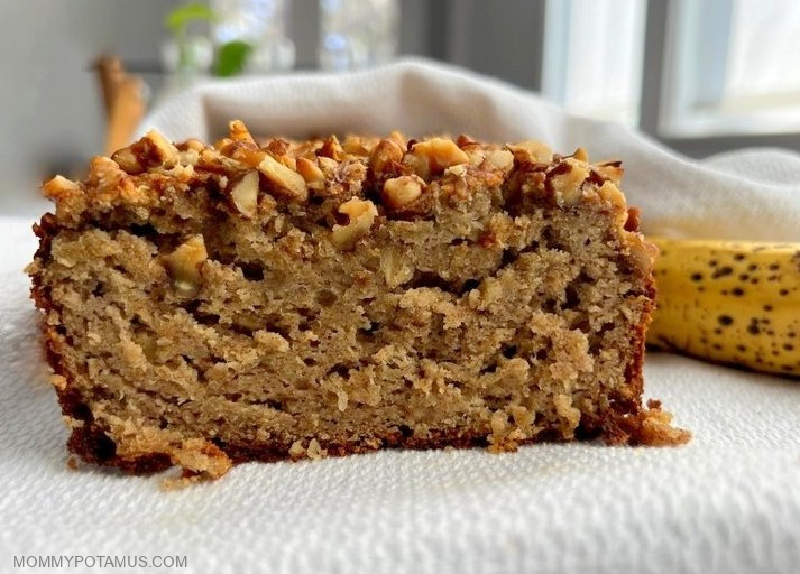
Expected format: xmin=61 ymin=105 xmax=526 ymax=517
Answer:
xmin=1 ymin=0 xmax=799 ymax=214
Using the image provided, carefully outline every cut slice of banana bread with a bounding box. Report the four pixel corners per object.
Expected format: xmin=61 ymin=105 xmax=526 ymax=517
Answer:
xmin=27 ymin=122 xmax=688 ymax=481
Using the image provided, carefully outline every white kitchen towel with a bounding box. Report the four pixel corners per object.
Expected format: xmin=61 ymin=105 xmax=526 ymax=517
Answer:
xmin=144 ymin=59 xmax=800 ymax=242
xmin=2 ymin=60 xmax=799 ymax=574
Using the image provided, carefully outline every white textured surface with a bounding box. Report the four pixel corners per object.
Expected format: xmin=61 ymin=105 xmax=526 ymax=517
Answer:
xmin=4 ymin=62 xmax=800 ymax=573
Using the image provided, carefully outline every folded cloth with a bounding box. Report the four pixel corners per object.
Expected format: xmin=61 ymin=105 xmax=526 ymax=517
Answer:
xmin=3 ymin=62 xmax=799 ymax=574
xmin=145 ymin=59 xmax=800 ymax=242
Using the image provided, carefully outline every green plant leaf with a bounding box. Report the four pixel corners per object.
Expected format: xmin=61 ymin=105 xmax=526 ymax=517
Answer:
xmin=165 ymin=3 xmax=216 ymax=34
xmin=214 ymin=40 xmax=253 ymax=77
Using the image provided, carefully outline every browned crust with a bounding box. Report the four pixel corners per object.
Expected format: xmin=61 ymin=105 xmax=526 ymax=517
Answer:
xmin=57 ymin=393 xmax=684 ymax=476
xmin=57 ymin=394 xmax=676 ymax=476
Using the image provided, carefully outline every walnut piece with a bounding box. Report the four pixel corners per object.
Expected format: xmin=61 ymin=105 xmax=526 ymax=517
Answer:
xmin=595 ymin=161 xmax=624 ymax=185
xmin=144 ymin=130 xmax=178 ymax=165
xmin=317 ymin=156 xmax=339 ymax=179
xmin=485 ymin=149 xmax=514 ymax=171
xmin=380 ymin=246 xmax=414 ymax=288
xmin=111 ymin=147 xmax=141 ymax=174
xmin=550 ymin=159 xmax=590 ymax=206
xmin=368 ymin=138 xmax=404 ymax=175
xmin=258 ymin=154 xmax=308 ymax=202
xmin=317 ymin=136 xmax=344 ymax=160
xmin=444 ymin=164 xmax=467 ymax=178
xmin=229 ymin=146 xmax=267 ymax=169
xmin=42 ymin=175 xmax=82 ymax=199
xmin=382 ymin=175 xmax=425 ymax=209
xmin=387 ymin=130 xmax=406 ymax=149
xmin=279 ymin=155 xmax=297 ymax=171
xmin=342 ymin=136 xmax=370 ymax=157
xmin=406 ymin=138 xmax=469 ymax=179
xmin=230 ymin=170 xmax=259 ymax=217
xmin=296 ymin=157 xmax=325 ymax=188
xmin=199 ymin=147 xmax=242 ymax=171
xmin=229 ymin=120 xmax=256 ymax=144
xmin=507 ymin=140 xmax=552 ymax=164
xmin=111 ymin=129 xmax=179 ymax=174
xmin=331 ymin=198 xmax=378 ymax=249
xmin=163 ymin=235 xmax=208 ymax=297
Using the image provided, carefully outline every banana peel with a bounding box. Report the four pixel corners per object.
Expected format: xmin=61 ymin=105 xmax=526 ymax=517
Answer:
xmin=646 ymin=237 xmax=800 ymax=377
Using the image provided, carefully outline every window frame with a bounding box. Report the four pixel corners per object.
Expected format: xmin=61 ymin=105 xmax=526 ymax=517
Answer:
xmin=639 ymin=0 xmax=800 ymax=157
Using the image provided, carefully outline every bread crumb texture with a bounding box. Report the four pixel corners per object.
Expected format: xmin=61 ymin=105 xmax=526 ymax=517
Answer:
xmin=28 ymin=122 xmax=688 ymax=481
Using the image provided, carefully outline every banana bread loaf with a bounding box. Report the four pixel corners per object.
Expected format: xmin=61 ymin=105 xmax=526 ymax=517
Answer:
xmin=27 ymin=121 xmax=688 ymax=481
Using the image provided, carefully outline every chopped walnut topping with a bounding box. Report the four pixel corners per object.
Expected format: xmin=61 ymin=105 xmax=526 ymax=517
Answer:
xmin=456 ymin=134 xmax=480 ymax=149
xmin=331 ymin=198 xmax=378 ymax=249
xmin=229 ymin=120 xmax=256 ymax=145
xmin=340 ymin=162 xmax=368 ymax=193
xmin=507 ymin=140 xmax=552 ymax=164
xmin=317 ymin=156 xmax=339 ymax=179
xmin=176 ymin=147 xmax=201 ymax=168
xmin=407 ymin=138 xmax=470 ymax=179
xmin=229 ymin=170 xmax=260 ymax=217
xmin=265 ymin=138 xmax=290 ymax=157
xmin=38 ymin=120 xmax=629 ymax=230
xmin=402 ymin=152 xmax=431 ymax=180
xmin=163 ymin=235 xmax=207 ymax=297
xmin=226 ymin=145 xmax=266 ymax=169
xmin=317 ymin=136 xmax=344 ymax=161
xmin=369 ymin=138 xmax=405 ymax=175
xmin=181 ymin=138 xmax=205 ymax=152
xmin=287 ymin=140 xmax=322 ymax=160
xmin=382 ymin=175 xmax=425 ymax=209
xmin=86 ymin=157 xmax=137 ymax=201
xmin=387 ymin=130 xmax=407 ymax=150
xmin=199 ymin=147 xmax=242 ymax=171
xmin=214 ymin=137 xmax=234 ymax=152
xmin=144 ymin=130 xmax=178 ymax=165
xmin=549 ymin=159 xmax=590 ymax=206
xmin=595 ymin=161 xmax=624 ymax=185
xmin=111 ymin=130 xmax=178 ymax=174
xmin=111 ymin=147 xmax=141 ymax=174
xmin=296 ymin=157 xmax=325 ymax=188
xmin=42 ymin=175 xmax=82 ymax=200
xmin=258 ymin=154 xmax=308 ymax=202
xmin=279 ymin=155 xmax=297 ymax=171
xmin=485 ymin=149 xmax=514 ymax=171
xmin=342 ymin=136 xmax=371 ymax=156
xmin=444 ymin=164 xmax=468 ymax=178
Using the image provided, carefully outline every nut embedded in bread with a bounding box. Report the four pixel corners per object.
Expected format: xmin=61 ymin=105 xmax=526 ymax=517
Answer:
xmin=27 ymin=122 xmax=689 ymax=481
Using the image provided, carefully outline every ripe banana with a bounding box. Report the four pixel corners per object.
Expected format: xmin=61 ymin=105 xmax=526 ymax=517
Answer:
xmin=646 ymin=237 xmax=800 ymax=377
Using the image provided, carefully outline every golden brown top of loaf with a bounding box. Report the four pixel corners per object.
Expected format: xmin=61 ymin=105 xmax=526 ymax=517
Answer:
xmin=41 ymin=120 xmax=629 ymax=237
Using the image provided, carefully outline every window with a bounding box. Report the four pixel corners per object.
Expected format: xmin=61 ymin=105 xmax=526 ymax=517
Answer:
xmin=320 ymin=0 xmax=398 ymax=71
xmin=536 ymin=0 xmax=800 ymax=155
xmin=542 ymin=0 xmax=646 ymax=126
xmin=664 ymin=0 xmax=800 ymax=136
xmin=212 ymin=0 xmax=295 ymax=72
